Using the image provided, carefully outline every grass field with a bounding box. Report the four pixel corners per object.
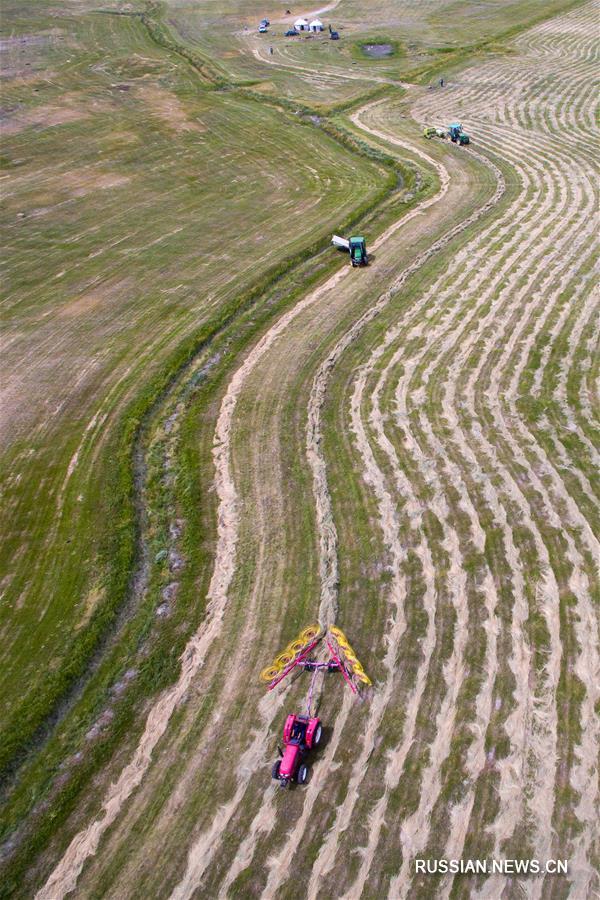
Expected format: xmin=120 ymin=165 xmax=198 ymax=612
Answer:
xmin=1 ymin=0 xmax=598 ymax=897
xmin=0 ymin=0 xmax=387 ymax=767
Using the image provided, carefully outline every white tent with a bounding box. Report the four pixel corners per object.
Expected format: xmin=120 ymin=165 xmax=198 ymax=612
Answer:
xmin=294 ymin=17 xmax=309 ymax=30
xmin=309 ymin=18 xmax=324 ymax=31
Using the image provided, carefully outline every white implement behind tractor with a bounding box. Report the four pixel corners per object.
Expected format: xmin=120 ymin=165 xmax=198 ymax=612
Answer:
xmin=331 ymin=234 xmax=350 ymax=250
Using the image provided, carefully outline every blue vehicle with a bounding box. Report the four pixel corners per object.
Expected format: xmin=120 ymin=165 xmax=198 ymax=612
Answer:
xmin=285 ymin=28 xmax=299 ymax=36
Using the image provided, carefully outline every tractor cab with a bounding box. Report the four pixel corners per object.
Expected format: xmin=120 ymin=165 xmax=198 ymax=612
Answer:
xmin=349 ymin=236 xmax=368 ymax=267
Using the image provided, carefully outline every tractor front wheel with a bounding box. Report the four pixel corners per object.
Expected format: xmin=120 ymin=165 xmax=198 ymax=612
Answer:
xmin=272 ymin=761 xmax=281 ymax=780
xmin=297 ymin=764 xmax=309 ymax=784
xmin=312 ymin=724 xmax=322 ymax=746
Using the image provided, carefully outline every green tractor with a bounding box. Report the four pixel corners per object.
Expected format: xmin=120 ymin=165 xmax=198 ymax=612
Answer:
xmin=349 ymin=236 xmax=368 ymax=267
xmin=448 ymin=122 xmax=470 ymax=145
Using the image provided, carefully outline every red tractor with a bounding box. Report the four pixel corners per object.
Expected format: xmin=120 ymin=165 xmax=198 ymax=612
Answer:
xmin=272 ymin=714 xmax=322 ymax=788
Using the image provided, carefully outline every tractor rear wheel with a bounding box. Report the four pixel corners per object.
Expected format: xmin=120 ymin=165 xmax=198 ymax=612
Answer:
xmin=272 ymin=761 xmax=281 ymax=780
xmin=312 ymin=724 xmax=322 ymax=746
xmin=297 ymin=764 xmax=309 ymax=784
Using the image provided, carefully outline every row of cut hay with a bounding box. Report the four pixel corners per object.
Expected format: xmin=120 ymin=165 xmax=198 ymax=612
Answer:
xmin=369 ymin=28 xmax=597 ymax=894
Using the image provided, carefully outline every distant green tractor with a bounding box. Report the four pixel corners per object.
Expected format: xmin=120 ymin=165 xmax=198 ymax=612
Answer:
xmin=331 ymin=233 xmax=369 ymax=266
xmin=448 ymin=122 xmax=471 ymax=145
xmin=349 ymin=236 xmax=368 ymax=267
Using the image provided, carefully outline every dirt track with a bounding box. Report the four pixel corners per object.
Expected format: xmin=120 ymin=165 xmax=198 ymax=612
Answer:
xmin=36 ymin=3 xmax=598 ymax=898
